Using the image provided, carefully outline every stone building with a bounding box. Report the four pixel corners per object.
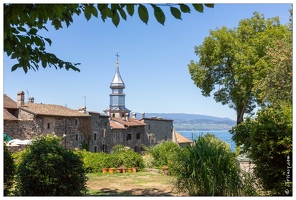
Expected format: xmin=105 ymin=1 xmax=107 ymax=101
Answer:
xmin=3 ymin=57 xmax=191 ymax=153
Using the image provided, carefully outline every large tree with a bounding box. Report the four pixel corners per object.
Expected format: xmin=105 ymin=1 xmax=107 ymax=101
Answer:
xmin=188 ymin=12 xmax=289 ymax=124
xmin=4 ymin=3 xmax=214 ymax=73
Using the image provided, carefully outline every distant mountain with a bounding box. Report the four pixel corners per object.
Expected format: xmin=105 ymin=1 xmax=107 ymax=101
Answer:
xmin=135 ymin=112 xmax=236 ymax=131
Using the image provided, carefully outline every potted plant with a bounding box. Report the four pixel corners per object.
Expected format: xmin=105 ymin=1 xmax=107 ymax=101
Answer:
xmin=162 ymin=165 xmax=169 ymax=175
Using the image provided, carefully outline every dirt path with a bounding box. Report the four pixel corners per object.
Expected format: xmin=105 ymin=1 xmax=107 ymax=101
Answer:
xmin=86 ymin=170 xmax=185 ymax=196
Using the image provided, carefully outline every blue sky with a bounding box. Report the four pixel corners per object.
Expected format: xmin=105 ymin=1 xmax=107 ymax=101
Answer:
xmin=2 ymin=2 xmax=292 ymax=121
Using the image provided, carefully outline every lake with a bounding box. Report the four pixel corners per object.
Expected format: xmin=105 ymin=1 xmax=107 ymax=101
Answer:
xmin=177 ymin=130 xmax=236 ymax=152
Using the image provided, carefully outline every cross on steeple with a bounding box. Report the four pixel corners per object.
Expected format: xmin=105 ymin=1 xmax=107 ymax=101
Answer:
xmin=115 ymin=50 xmax=120 ymax=61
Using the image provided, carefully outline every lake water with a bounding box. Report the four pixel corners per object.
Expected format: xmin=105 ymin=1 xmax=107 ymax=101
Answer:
xmin=177 ymin=130 xmax=236 ymax=152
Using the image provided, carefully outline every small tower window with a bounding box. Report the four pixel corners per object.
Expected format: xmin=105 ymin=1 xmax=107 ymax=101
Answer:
xmin=75 ymin=119 xmax=78 ymax=126
xmin=75 ymin=134 xmax=78 ymax=141
xmin=94 ymin=133 xmax=97 ymax=140
xmin=136 ymin=133 xmax=141 ymax=140
xmin=94 ymin=146 xmax=97 ymax=152
xmin=47 ymin=123 xmax=50 ymax=129
xmin=127 ymin=133 xmax=132 ymax=140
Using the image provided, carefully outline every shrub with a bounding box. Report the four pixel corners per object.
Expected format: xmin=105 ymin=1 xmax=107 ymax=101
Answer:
xmin=170 ymin=134 xmax=242 ymax=196
xmin=4 ymin=143 xmax=16 ymax=196
xmin=144 ymin=141 xmax=180 ymax=169
xmin=15 ymin=133 xmax=88 ymax=196
xmin=230 ymin=103 xmax=292 ymax=195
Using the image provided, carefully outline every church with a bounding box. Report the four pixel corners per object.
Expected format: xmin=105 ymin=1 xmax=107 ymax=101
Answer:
xmin=3 ymin=54 xmax=192 ymax=153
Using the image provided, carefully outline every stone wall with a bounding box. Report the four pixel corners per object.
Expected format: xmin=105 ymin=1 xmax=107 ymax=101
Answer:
xmin=141 ymin=118 xmax=173 ymax=146
xmin=88 ymin=114 xmax=112 ymax=153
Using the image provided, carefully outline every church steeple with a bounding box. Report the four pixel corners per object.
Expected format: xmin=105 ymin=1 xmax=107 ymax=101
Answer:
xmin=110 ymin=61 xmax=125 ymax=89
xmin=104 ymin=52 xmax=130 ymax=118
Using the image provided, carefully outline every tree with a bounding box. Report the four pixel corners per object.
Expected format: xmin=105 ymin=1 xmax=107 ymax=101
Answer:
xmin=254 ymin=7 xmax=292 ymax=106
xmin=188 ymin=12 xmax=289 ymax=125
xmin=4 ymin=143 xmax=16 ymax=196
xmin=15 ymin=133 xmax=88 ymax=196
xmin=4 ymin=3 xmax=214 ymax=73
xmin=230 ymin=103 xmax=292 ymax=195
xmin=78 ymin=118 xmax=92 ymax=151
xmin=170 ymin=134 xmax=244 ymax=196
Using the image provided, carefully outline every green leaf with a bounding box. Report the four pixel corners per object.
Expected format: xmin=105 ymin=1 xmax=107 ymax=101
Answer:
xmin=152 ymin=4 xmax=165 ymax=25
xmin=118 ymin=8 xmax=127 ymax=20
xmin=44 ymin=38 xmax=52 ymax=46
xmin=28 ymin=28 xmax=38 ymax=35
xmin=11 ymin=63 xmax=19 ymax=72
xmin=84 ymin=5 xmax=91 ymax=21
xmin=192 ymin=4 xmax=204 ymax=13
xmin=138 ymin=4 xmax=148 ymax=24
xmin=170 ymin=7 xmax=182 ymax=20
xmin=112 ymin=10 xmax=120 ymax=27
xmin=179 ymin=4 xmax=191 ymax=13
xmin=17 ymin=26 xmax=27 ymax=32
xmin=205 ymin=4 xmax=214 ymax=8
xmin=90 ymin=5 xmax=98 ymax=17
xmin=126 ymin=4 xmax=134 ymax=16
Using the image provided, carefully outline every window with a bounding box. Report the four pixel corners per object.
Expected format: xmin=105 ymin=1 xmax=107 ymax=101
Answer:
xmin=94 ymin=146 xmax=97 ymax=152
xmin=127 ymin=133 xmax=132 ymax=140
xmin=47 ymin=123 xmax=50 ymax=129
xmin=136 ymin=133 xmax=141 ymax=140
xmin=102 ymin=129 xmax=106 ymax=137
xmin=75 ymin=119 xmax=78 ymax=126
xmin=80 ymin=134 xmax=83 ymax=140
xmin=112 ymin=113 xmax=115 ymax=117
xmin=94 ymin=133 xmax=97 ymax=140
xmin=75 ymin=134 xmax=78 ymax=141
xmin=102 ymin=144 xmax=107 ymax=152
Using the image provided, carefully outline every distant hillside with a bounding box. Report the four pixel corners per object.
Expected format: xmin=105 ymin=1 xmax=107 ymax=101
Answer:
xmin=136 ymin=112 xmax=236 ymax=131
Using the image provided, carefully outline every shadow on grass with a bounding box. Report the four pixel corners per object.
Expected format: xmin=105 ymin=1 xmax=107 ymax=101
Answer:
xmin=88 ymin=187 xmax=174 ymax=196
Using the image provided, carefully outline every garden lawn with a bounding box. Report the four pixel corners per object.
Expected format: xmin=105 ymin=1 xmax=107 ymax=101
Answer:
xmin=86 ymin=170 xmax=183 ymax=196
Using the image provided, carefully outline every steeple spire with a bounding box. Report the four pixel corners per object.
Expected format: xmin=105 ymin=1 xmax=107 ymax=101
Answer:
xmin=104 ymin=51 xmax=130 ymax=118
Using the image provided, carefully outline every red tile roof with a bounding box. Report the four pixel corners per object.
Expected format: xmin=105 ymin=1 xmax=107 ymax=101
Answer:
xmin=3 ymin=94 xmax=17 ymax=109
xmin=20 ymin=103 xmax=90 ymax=117
xmin=3 ymin=108 xmax=18 ymax=120
xmin=175 ymin=131 xmax=193 ymax=144
xmin=111 ymin=117 xmax=146 ymax=127
xmin=110 ymin=121 xmax=125 ymax=129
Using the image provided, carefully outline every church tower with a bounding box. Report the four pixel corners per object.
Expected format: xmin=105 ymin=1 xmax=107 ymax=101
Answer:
xmin=104 ymin=52 xmax=131 ymax=118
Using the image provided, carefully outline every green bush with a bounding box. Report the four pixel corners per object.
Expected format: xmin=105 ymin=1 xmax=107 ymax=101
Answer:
xmin=170 ymin=134 xmax=242 ymax=196
xmin=144 ymin=141 xmax=180 ymax=169
xmin=230 ymin=103 xmax=292 ymax=195
xmin=15 ymin=134 xmax=88 ymax=196
xmin=4 ymin=143 xmax=16 ymax=196
xmin=74 ymin=150 xmax=110 ymax=173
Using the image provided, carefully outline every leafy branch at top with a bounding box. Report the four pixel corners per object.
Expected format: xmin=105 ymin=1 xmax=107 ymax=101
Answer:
xmin=4 ymin=4 xmax=214 ymax=73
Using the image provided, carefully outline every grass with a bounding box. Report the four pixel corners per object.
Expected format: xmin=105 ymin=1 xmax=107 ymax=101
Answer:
xmin=85 ymin=170 xmax=180 ymax=196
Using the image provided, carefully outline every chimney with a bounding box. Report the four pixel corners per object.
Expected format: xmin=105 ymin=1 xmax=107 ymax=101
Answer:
xmin=132 ymin=113 xmax=137 ymax=119
xmin=17 ymin=91 xmax=25 ymax=107
xmin=125 ymin=113 xmax=129 ymax=121
xmin=142 ymin=112 xmax=145 ymax=119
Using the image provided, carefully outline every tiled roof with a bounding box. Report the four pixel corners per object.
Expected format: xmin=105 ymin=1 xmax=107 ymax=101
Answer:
xmin=110 ymin=121 xmax=125 ymax=129
xmin=20 ymin=103 xmax=90 ymax=117
xmin=175 ymin=131 xmax=193 ymax=144
xmin=3 ymin=108 xmax=18 ymax=120
xmin=111 ymin=117 xmax=147 ymax=127
xmin=3 ymin=94 xmax=17 ymax=109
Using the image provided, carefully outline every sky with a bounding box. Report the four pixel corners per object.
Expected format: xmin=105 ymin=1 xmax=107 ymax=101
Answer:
xmin=2 ymin=2 xmax=292 ymax=121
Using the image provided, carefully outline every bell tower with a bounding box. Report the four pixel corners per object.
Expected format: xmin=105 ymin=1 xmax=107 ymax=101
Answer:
xmin=104 ymin=51 xmax=131 ymax=118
